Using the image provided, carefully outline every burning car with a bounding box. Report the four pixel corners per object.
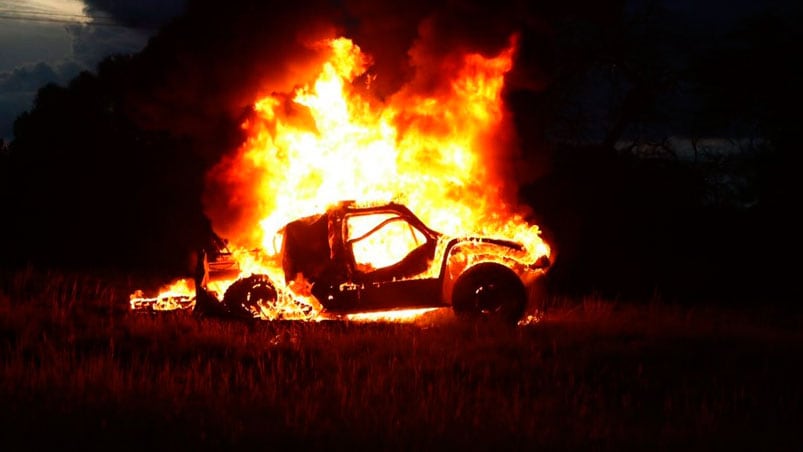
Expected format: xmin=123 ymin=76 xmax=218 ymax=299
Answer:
xmin=132 ymin=36 xmax=553 ymax=324
xmin=196 ymin=200 xmax=550 ymax=324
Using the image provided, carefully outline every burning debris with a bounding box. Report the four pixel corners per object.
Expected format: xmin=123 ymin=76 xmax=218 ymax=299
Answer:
xmin=132 ymin=34 xmax=552 ymax=323
xmin=129 ymin=279 xmax=195 ymax=312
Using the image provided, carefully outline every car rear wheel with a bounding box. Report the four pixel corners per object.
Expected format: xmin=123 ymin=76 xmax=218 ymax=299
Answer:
xmin=222 ymin=274 xmax=277 ymax=320
xmin=452 ymin=262 xmax=527 ymax=324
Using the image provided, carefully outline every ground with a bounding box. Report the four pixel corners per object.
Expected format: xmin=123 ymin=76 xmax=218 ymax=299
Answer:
xmin=0 ymin=270 xmax=801 ymax=450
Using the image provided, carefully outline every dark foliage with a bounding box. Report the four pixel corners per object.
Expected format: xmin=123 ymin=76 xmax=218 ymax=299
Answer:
xmin=0 ymin=57 xmax=212 ymax=275
xmin=513 ymin=4 xmax=801 ymax=304
xmin=522 ymin=144 xmax=796 ymax=303
xmin=689 ymin=11 xmax=801 ymax=212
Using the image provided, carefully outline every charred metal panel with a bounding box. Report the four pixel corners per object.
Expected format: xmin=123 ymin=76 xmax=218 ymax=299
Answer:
xmin=281 ymin=213 xmax=330 ymax=284
xmin=320 ymin=278 xmax=443 ymax=313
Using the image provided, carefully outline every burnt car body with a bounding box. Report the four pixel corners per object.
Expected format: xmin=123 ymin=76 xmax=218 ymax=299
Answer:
xmin=196 ymin=201 xmax=549 ymax=323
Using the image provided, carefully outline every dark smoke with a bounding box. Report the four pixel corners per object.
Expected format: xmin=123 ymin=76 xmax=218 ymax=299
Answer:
xmin=122 ymin=0 xmax=342 ymax=164
xmin=123 ymin=0 xmax=621 ymax=161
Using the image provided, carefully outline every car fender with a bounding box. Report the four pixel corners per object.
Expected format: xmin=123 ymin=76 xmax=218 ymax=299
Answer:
xmin=438 ymin=237 xmax=535 ymax=305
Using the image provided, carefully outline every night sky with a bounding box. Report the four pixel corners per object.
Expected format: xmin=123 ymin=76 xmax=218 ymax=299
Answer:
xmin=0 ymin=0 xmax=185 ymax=140
xmin=0 ymin=0 xmax=795 ymax=140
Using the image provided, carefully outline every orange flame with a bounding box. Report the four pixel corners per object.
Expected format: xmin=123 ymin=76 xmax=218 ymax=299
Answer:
xmin=213 ymin=34 xmax=548 ymax=259
xmin=130 ymin=278 xmax=195 ymax=311
xmin=133 ymin=34 xmax=551 ymax=321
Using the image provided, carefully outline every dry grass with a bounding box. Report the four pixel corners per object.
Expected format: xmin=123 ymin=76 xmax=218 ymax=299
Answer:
xmin=1 ymin=269 xmax=802 ymax=450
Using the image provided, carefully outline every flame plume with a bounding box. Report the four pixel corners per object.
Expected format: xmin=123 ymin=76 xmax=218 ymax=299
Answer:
xmin=132 ymin=34 xmax=550 ymax=320
xmin=211 ymin=34 xmax=547 ymax=258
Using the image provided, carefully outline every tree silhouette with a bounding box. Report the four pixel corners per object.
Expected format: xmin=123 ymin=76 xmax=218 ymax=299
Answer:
xmin=1 ymin=55 xmax=213 ymax=275
xmin=691 ymin=11 xmax=801 ymax=211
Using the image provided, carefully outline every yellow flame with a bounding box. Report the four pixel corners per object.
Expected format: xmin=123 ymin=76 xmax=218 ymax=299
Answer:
xmin=222 ymin=35 xmax=549 ymax=262
xmin=343 ymin=308 xmax=442 ymax=323
xmin=133 ymin=34 xmax=551 ymax=322
xmin=129 ymin=278 xmax=195 ymax=311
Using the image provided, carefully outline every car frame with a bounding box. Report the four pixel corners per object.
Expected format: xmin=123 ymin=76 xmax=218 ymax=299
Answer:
xmin=196 ymin=201 xmax=550 ymax=323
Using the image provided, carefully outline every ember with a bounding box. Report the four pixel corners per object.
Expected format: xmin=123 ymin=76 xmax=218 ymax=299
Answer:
xmin=132 ymin=34 xmax=551 ymax=323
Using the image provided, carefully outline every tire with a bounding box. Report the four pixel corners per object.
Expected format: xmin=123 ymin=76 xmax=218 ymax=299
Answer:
xmin=222 ymin=274 xmax=277 ymax=320
xmin=452 ymin=262 xmax=527 ymax=324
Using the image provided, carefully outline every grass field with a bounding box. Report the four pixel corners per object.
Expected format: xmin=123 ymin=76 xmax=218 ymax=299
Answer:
xmin=1 ymin=269 xmax=801 ymax=450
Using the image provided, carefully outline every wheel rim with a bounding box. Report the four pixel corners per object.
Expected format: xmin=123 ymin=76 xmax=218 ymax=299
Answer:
xmin=453 ymin=263 xmax=527 ymax=323
xmin=223 ymin=275 xmax=277 ymax=319
xmin=242 ymin=281 xmax=277 ymax=316
xmin=474 ymin=280 xmax=518 ymax=315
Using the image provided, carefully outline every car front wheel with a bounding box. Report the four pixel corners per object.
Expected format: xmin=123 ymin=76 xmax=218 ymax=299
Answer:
xmin=451 ymin=262 xmax=527 ymax=325
xmin=222 ymin=274 xmax=277 ymax=320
